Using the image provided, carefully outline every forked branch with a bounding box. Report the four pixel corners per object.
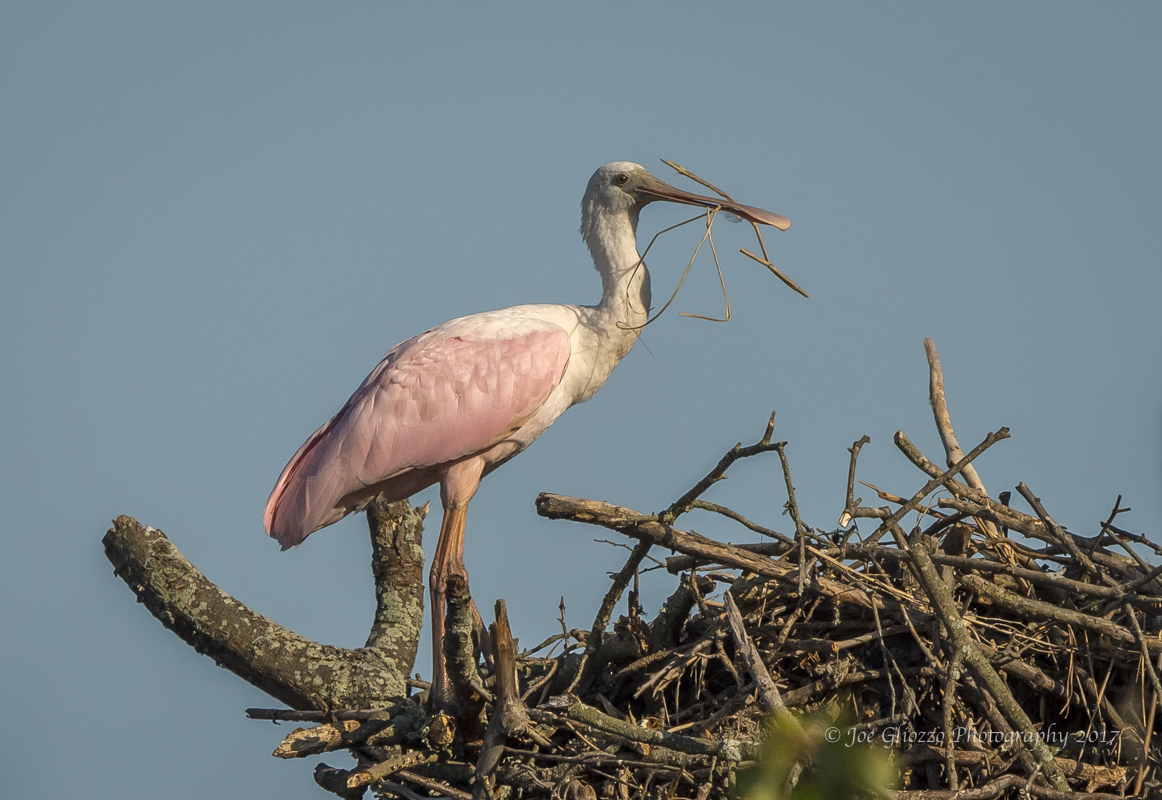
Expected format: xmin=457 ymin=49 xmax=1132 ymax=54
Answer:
xmin=102 ymin=498 xmax=426 ymax=710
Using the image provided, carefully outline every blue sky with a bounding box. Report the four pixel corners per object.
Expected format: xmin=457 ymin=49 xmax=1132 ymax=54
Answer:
xmin=3 ymin=3 xmax=1161 ymax=797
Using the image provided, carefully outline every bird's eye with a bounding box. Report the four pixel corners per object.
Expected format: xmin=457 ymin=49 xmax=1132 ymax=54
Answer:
xmin=615 ymin=173 xmax=629 ymax=186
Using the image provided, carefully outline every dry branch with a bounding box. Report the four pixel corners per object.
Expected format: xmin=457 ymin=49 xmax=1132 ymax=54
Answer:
xmin=536 ymin=494 xmax=873 ymax=610
xmin=723 ymin=592 xmax=787 ymax=716
xmin=443 ymin=573 xmax=490 ymax=739
xmin=475 ymin=600 xmax=528 ymax=796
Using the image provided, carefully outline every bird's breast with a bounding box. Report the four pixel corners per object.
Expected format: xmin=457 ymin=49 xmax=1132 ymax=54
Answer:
xmin=461 ymin=303 xmax=640 ymax=463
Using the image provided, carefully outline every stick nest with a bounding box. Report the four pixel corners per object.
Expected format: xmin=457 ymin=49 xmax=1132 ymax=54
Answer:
xmin=250 ymin=339 xmax=1158 ymax=800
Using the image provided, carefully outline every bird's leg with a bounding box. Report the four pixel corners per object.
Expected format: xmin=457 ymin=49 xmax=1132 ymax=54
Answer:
xmin=430 ymin=458 xmax=490 ymax=707
xmin=430 ymin=504 xmax=468 ymax=708
xmin=430 ymin=506 xmax=494 ymax=706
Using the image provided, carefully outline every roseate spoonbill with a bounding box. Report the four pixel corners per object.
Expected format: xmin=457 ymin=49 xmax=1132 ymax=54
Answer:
xmin=263 ymin=162 xmax=790 ymax=701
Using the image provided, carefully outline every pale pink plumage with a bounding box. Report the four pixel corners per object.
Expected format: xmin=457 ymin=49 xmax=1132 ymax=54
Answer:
xmin=264 ymin=315 xmax=571 ymax=548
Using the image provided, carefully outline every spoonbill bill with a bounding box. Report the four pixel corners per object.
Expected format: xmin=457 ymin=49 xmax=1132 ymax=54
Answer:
xmin=263 ymin=161 xmax=790 ymax=701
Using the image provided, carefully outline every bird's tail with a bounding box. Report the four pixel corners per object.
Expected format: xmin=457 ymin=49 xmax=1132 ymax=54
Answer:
xmin=263 ymin=415 xmax=343 ymax=549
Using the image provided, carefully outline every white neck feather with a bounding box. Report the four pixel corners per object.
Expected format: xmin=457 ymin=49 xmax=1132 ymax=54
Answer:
xmin=581 ymin=204 xmax=652 ymax=335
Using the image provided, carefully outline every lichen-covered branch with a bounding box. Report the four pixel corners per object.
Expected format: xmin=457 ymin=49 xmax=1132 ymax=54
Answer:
xmin=102 ymin=498 xmax=426 ymax=710
xmin=365 ymin=499 xmax=427 ymax=662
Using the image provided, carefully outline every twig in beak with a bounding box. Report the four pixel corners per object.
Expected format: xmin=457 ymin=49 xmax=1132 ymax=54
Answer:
xmin=740 ymin=247 xmax=809 ymax=298
xmin=660 ymin=159 xmax=734 ymax=201
xmin=680 ymin=212 xmax=731 ymax=323
xmin=618 ymin=212 xmax=707 ymax=332
xmin=664 ymin=159 xmax=808 ymax=299
xmin=620 ymin=208 xmax=722 ymax=331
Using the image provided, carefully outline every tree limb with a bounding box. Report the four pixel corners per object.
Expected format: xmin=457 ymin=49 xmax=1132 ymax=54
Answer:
xmin=102 ymin=497 xmax=426 ymax=710
xmin=535 ymin=494 xmax=873 ymax=610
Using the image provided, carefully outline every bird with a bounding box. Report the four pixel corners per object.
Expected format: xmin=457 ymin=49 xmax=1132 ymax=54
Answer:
xmin=263 ymin=161 xmax=790 ymax=703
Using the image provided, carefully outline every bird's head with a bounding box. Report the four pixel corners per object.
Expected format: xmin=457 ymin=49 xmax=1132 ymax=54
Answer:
xmin=582 ymin=161 xmax=791 ymax=233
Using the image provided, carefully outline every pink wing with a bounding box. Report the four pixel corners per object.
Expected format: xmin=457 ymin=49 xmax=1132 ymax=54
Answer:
xmin=264 ymin=316 xmax=572 ymax=548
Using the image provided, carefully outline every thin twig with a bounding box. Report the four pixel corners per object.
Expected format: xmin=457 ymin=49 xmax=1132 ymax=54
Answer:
xmin=661 ymin=412 xmax=779 ymax=524
xmin=570 ymin=540 xmax=653 ymax=692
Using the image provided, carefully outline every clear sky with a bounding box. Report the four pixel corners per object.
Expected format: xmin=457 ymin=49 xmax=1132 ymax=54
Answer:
xmin=3 ymin=3 xmax=1160 ymax=797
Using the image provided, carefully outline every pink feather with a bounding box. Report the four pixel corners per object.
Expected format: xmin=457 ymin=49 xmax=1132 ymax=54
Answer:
xmin=264 ymin=316 xmax=571 ymax=548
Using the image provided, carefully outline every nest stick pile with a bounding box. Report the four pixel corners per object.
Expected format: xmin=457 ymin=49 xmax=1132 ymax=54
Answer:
xmin=252 ymin=339 xmax=1158 ymax=799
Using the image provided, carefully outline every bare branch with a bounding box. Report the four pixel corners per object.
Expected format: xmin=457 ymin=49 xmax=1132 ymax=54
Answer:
xmin=103 ymin=504 xmax=425 ymax=709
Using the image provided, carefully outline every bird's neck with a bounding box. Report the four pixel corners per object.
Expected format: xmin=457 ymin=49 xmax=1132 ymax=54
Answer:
xmin=585 ymin=211 xmax=652 ymax=334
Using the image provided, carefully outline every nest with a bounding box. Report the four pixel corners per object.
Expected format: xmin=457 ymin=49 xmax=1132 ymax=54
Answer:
xmin=244 ymin=339 xmax=1158 ymax=799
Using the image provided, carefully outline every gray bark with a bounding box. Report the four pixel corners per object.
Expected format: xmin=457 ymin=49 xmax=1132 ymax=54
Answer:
xmin=102 ymin=498 xmax=426 ymax=710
